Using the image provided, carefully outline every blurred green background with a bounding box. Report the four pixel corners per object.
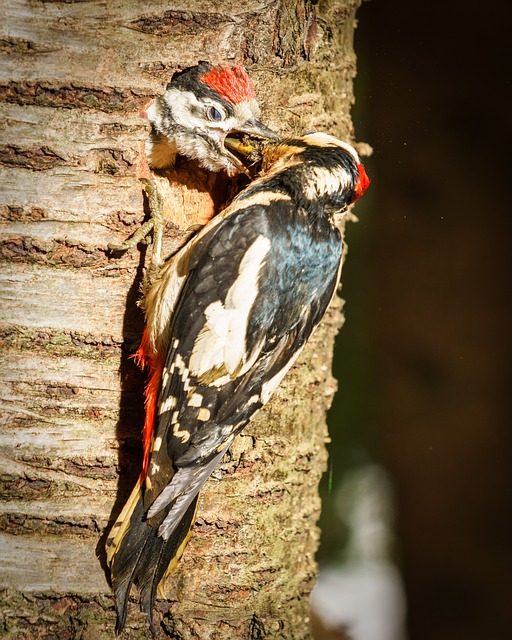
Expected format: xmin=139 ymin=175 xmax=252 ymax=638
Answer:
xmin=314 ymin=2 xmax=512 ymax=640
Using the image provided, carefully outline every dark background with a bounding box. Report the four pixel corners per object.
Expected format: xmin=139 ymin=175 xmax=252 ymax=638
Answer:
xmin=319 ymin=1 xmax=512 ymax=639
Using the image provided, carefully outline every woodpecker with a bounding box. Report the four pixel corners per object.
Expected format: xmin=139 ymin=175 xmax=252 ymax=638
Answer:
xmin=146 ymin=62 xmax=278 ymax=175
xmin=106 ymin=132 xmax=370 ymax=633
xmin=108 ymin=62 xmax=278 ymax=260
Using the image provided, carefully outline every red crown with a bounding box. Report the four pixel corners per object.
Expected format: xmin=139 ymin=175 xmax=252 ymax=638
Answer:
xmin=199 ymin=65 xmax=256 ymax=104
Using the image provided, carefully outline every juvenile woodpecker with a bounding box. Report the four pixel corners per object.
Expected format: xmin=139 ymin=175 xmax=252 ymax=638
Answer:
xmin=106 ymin=132 xmax=370 ymax=633
xmin=109 ymin=62 xmax=278 ymax=260
xmin=146 ymin=61 xmax=278 ymax=174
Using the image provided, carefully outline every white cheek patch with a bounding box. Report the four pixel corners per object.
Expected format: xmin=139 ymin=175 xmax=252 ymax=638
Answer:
xmin=304 ymin=165 xmax=352 ymax=201
xmin=189 ymin=235 xmax=271 ymax=380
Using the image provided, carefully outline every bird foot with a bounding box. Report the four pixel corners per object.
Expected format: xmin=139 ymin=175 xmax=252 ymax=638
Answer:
xmin=109 ymin=178 xmax=204 ymax=296
xmin=108 ymin=178 xmax=164 ymax=263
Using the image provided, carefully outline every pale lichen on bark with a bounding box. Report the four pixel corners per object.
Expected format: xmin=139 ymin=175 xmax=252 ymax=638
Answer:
xmin=0 ymin=1 xmax=363 ymax=638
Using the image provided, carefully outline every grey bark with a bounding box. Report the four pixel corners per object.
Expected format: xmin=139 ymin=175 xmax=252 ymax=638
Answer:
xmin=0 ymin=1 xmax=363 ymax=638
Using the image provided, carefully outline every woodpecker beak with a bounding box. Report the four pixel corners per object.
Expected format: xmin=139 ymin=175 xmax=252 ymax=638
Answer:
xmin=224 ymin=121 xmax=279 ymax=174
xmin=237 ymin=120 xmax=280 ymax=141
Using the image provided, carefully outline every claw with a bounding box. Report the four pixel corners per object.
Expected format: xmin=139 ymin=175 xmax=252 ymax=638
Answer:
xmin=108 ymin=218 xmax=155 ymax=253
xmin=139 ymin=179 xmax=165 ymax=272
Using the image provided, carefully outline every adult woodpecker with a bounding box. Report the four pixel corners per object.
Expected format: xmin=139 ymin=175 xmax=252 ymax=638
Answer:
xmin=106 ymin=132 xmax=370 ymax=633
xmin=146 ymin=61 xmax=278 ymax=175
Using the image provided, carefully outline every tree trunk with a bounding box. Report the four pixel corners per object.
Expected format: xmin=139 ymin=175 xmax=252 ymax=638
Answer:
xmin=0 ymin=2 xmax=363 ymax=638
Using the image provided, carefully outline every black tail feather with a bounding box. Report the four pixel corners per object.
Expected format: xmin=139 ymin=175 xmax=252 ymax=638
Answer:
xmin=111 ymin=491 xmax=198 ymax=634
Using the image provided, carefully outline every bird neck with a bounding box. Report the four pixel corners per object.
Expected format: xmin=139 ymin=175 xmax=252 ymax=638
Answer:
xmin=146 ymin=130 xmax=178 ymax=170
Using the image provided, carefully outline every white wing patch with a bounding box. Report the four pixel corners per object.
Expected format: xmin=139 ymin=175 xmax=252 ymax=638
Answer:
xmin=189 ymin=235 xmax=271 ymax=380
xmin=260 ymin=349 xmax=303 ymax=404
xmin=145 ymin=255 xmax=188 ymax=356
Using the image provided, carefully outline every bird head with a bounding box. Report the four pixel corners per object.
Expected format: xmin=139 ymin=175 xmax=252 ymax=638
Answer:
xmin=146 ymin=62 xmax=279 ymax=175
xmin=261 ymin=132 xmax=370 ymax=210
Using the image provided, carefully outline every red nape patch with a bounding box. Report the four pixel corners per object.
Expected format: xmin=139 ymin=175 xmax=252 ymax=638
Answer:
xmin=134 ymin=329 xmax=164 ymax=477
xmin=353 ymin=162 xmax=371 ymax=202
xmin=199 ymin=65 xmax=256 ymax=104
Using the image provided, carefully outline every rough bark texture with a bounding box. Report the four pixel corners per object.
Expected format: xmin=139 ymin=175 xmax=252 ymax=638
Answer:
xmin=0 ymin=2 xmax=363 ymax=638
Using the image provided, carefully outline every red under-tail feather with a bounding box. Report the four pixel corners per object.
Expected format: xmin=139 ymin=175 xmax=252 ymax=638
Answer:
xmin=134 ymin=328 xmax=165 ymax=478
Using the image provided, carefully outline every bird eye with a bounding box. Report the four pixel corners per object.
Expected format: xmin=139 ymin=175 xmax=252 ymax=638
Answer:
xmin=207 ymin=106 xmax=224 ymax=122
